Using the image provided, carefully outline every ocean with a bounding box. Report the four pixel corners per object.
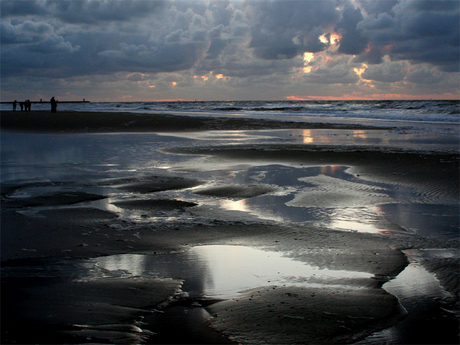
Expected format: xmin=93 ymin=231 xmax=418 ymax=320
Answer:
xmin=3 ymin=99 xmax=459 ymax=124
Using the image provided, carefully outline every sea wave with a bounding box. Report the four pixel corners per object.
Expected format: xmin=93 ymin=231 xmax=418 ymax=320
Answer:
xmin=2 ymin=100 xmax=459 ymax=124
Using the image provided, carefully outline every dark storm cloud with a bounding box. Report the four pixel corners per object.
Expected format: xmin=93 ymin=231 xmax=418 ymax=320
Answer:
xmin=249 ymin=27 xmax=304 ymax=60
xmin=356 ymin=0 xmax=399 ymax=14
xmin=213 ymin=57 xmax=303 ymax=78
xmin=207 ymin=0 xmax=234 ymax=27
xmin=335 ymin=6 xmax=369 ymax=55
xmin=0 ymin=0 xmax=47 ymax=17
xmin=361 ymin=61 xmax=408 ymax=83
xmin=352 ymin=43 xmax=386 ymax=64
xmin=0 ymin=0 xmax=204 ymax=78
xmin=304 ymin=63 xmax=359 ymax=85
xmin=406 ymin=68 xmax=444 ymax=85
xmin=205 ymin=24 xmax=229 ymax=59
xmin=206 ymin=37 xmax=229 ymax=59
xmin=1 ymin=20 xmax=53 ymax=44
xmin=246 ymin=0 xmax=340 ymax=59
xmin=356 ymin=0 xmax=459 ymax=71
xmin=1 ymin=0 xmax=168 ymax=24
xmin=98 ymin=41 xmax=209 ymax=73
xmin=0 ymin=0 xmax=458 ymax=100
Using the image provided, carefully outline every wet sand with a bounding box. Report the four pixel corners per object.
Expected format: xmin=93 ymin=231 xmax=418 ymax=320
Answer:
xmin=1 ymin=110 xmax=389 ymax=133
xmin=1 ymin=111 xmax=458 ymax=344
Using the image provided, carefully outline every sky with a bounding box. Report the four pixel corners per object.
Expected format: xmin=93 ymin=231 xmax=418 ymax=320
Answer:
xmin=1 ymin=0 xmax=459 ymax=102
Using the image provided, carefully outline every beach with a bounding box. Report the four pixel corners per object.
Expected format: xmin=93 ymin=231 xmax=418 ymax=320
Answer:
xmin=0 ymin=110 xmax=390 ymax=133
xmin=1 ymin=109 xmax=459 ymax=344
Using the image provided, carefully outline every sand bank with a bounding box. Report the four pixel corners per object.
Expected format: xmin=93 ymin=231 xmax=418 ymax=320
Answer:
xmin=1 ymin=110 xmax=391 ymax=133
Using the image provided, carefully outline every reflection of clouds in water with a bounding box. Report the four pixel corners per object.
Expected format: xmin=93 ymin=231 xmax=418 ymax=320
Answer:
xmin=287 ymin=129 xmax=385 ymax=146
xmin=378 ymin=203 xmax=459 ymax=239
xmin=218 ymin=198 xmax=285 ymax=222
xmin=82 ymin=246 xmax=373 ymax=299
xmin=287 ymin=174 xmax=394 ymax=208
xmin=188 ymin=245 xmax=372 ymax=298
xmin=93 ymin=254 xmax=148 ymax=277
xmin=157 ymin=130 xmax=273 ymax=142
xmin=383 ymin=250 xmax=451 ymax=300
xmin=190 ymin=164 xmax=397 ymax=232
xmin=322 ymin=206 xmax=404 ymax=234
xmin=220 ymin=199 xmax=248 ymax=212
xmin=1 ymin=132 xmax=190 ymax=183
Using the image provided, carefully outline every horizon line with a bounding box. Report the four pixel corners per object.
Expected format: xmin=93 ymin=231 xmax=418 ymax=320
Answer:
xmin=2 ymin=96 xmax=459 ymax=103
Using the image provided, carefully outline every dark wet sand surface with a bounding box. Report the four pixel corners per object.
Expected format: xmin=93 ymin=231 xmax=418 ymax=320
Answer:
xmin=1 ymin=111 xmax=458 ymax=344
xmin=1 ymin=111 xmax=389 ymax=133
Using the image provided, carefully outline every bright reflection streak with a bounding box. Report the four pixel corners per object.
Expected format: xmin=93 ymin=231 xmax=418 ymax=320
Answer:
xmin=353 ymin=130 xmax=368 ymax=139
xmin=94 ymin=254 xmax=147 ymax=277
xmin=383 ymin=249 xmax=451 ymax=299
xmin=328 ymin=219 xmax=379 ymax=233
xmin=189 ymin=245 xmax=372 ymax=298
xmin=302 ymin=129 xmax=314 ymax=143
xmin=320 ymin=165 xmax=341 ymax=175
xmin=220 ymin=199 xmax=248 ymax=212
xmin=155 ymin=130 xmax=272 ymax=142
xmin=83 ymin=246 xmax=373 ymax=299
xmin=218 ymin=198 xmax=284 ymax=222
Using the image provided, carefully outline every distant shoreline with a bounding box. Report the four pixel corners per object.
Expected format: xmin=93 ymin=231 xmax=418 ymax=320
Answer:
xmin=1 ymin=100 xmax=90 ymax=104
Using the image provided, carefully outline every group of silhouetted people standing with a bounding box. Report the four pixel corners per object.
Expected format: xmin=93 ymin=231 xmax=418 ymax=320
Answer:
xmin=13 ymin=99 xmax=32 ymax=112
xmin=12 ymin=97 xmax=57 ymax=112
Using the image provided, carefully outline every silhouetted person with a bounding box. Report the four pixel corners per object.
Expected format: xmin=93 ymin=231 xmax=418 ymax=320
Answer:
xmin=20 ymin=102 xmax=24 ymax=111
xmin=50 ymin=97 xmax=57 ymax=113
xmin=13 ymin=100 xmax=17 ymax=111
xmin=24 ymin=100 xmax=29 ymax=111
xmin=26 ymin=99 xmax=31 ymax=111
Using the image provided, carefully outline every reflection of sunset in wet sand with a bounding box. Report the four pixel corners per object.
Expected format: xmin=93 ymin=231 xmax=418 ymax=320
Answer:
xmin=353 ymin=130 xmax=368 ymax=139
xmin=220 ymin=199 xmax=248 ymax=212
xmin=302 ymin=129 xmax=314 ymax=143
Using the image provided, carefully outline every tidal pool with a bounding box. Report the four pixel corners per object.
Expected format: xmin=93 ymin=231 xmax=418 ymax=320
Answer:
xmin=85 ymin=245 xmax=373 ymax=299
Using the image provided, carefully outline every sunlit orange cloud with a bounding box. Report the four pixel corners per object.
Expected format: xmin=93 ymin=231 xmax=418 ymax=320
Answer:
xmin=287 ymin=93 xmax=459 ymax=101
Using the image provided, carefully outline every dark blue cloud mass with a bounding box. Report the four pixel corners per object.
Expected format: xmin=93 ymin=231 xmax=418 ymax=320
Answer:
xmin=357 ymin=0 xmax=459 ymax=71
xmin=0 ymin=0 xmax=458 ymax=100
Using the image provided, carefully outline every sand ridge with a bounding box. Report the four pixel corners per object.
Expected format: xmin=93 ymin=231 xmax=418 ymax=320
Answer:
xmin=1 ymin=110 xmax=392 ymax=133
